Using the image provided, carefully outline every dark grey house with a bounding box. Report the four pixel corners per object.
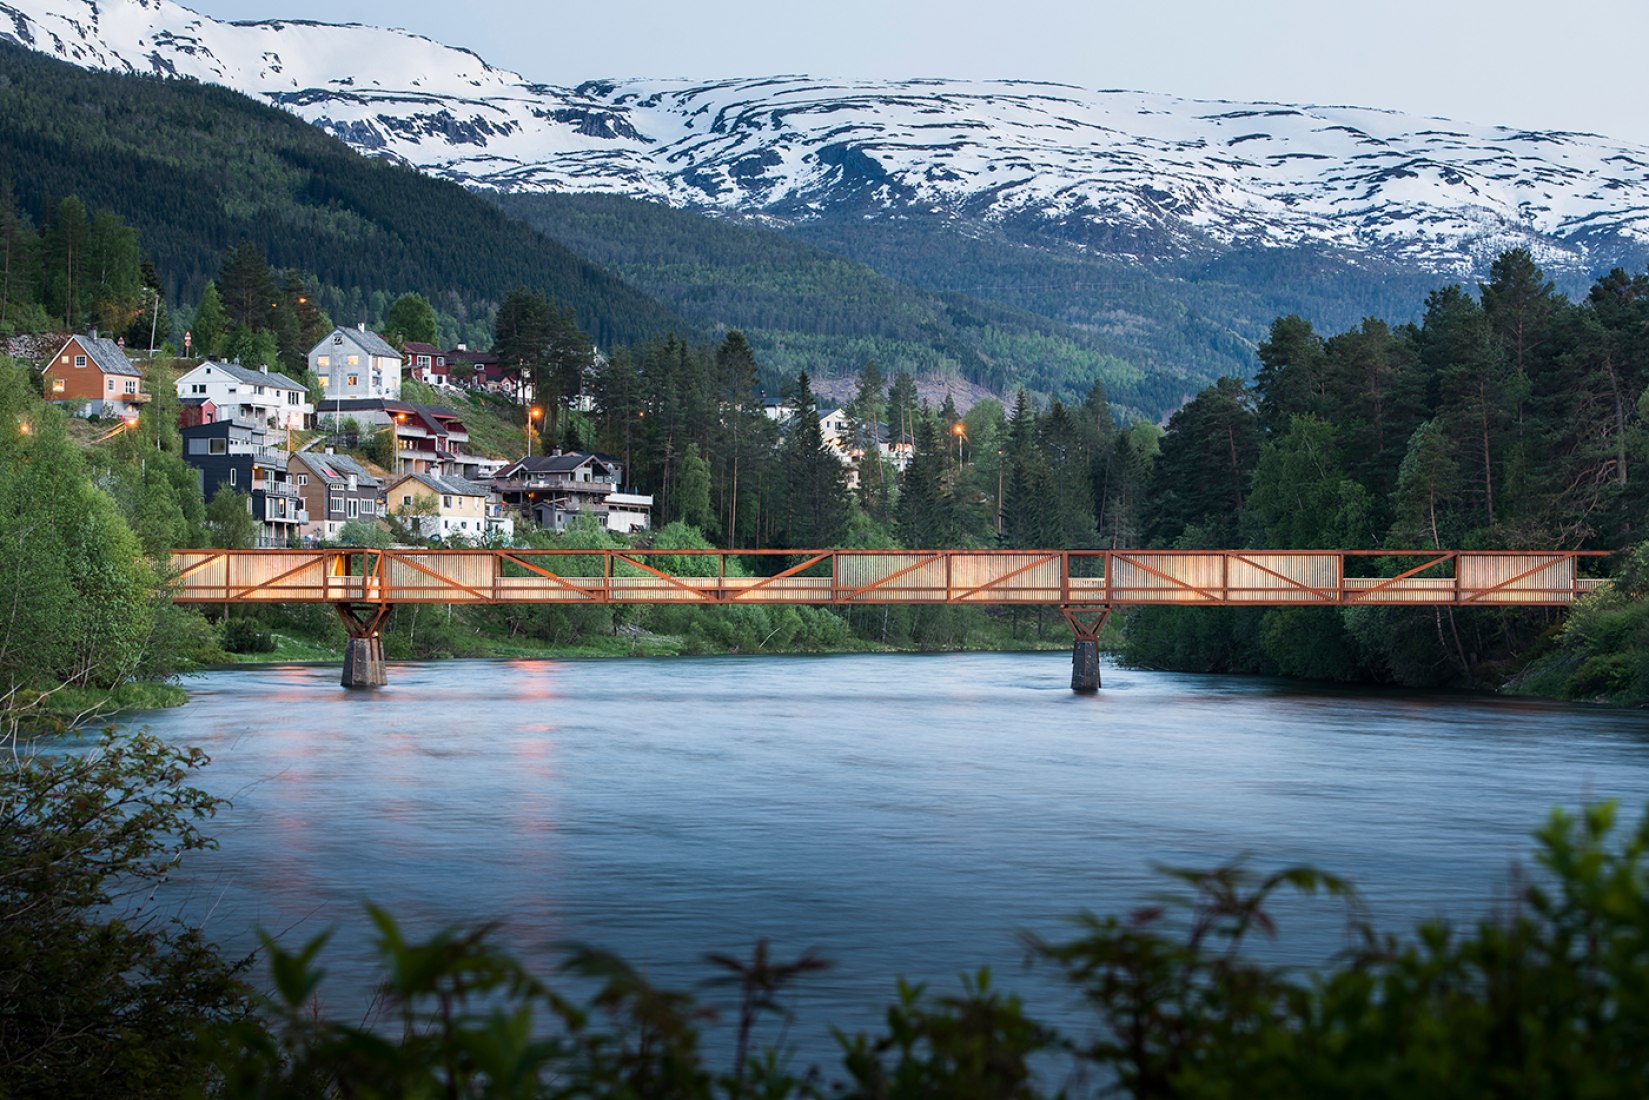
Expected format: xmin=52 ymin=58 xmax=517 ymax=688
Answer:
xmin=180 ymin=421 xmax=303 ymax=547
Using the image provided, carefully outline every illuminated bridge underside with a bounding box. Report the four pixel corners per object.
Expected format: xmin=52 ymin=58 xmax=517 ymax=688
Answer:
xmin=170 ymin=549 xmax=1604 ymax=608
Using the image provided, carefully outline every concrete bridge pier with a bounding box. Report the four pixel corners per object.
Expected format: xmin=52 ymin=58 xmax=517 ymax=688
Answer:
xmin=1061 ymin=607 xmax=1112 ymax=694
xmin=336 ymin=603 xmax=392 ymax=689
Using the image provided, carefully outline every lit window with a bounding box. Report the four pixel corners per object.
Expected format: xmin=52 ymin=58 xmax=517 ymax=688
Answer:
xmin=347 ymin=355 xmax=359 ymax=366
xmin=317 ymin=356 xmax=330 ymax=367
xmin=51 ymin=378 xmax=65 ymax=393
xmin=347 ymin=375 xmax=359 ymax=387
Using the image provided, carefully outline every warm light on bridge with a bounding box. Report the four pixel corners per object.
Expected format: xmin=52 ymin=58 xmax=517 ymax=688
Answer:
xmin=167 ymin=548 xmax=1607 ymax=608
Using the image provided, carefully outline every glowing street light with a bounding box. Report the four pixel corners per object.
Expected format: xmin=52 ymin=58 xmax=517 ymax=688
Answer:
xmin=527 ymin=406 xmax=543 ymax=457
xmin=393 ymin=411 xmax=408 ymax=473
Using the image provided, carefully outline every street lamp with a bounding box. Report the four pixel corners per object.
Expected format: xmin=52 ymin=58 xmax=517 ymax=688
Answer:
xmin=393 ymin=412 xmax=407 ymax=473
xmin=952 ymin=421 xmax=966 ymax=470
xmin=527 ymin=406 xmax=542 ymax=457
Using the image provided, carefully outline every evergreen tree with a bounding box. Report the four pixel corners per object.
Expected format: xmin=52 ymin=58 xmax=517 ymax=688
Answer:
xmin=191 ymin=281 xmax=227 ymax=357
xmin=897 ymin=413 xmax=957 ymax=548
xmin=677 ymin=442 xmax=713 ymax=532
xmin=217 ymin=242 xmax=278 ymax=332
xmin=1254 ymin=314 xmax=1329 ymax=434
xmin=40 ymin=196 xmax=89 ymax=329
xmin=777 ymin=371 xmax=848 ymax=548
xmin=1146 ymin=377 xmax=1260 ymax=546
xmin=1420 ymin=285 xmax=1510 ymax=530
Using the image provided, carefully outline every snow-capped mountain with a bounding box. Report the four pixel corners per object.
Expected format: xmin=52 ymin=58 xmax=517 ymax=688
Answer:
xmin=7 ymin=0 xmax=1649 ymax=276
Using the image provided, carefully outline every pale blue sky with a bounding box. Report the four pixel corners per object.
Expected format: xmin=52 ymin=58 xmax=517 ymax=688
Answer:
xmin=183 ymin=0 xmax=1649 ymax=144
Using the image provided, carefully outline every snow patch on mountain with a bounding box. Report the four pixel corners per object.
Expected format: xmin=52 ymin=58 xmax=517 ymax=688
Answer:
xmin=6 ymin=0 xmax=1649 ymax=276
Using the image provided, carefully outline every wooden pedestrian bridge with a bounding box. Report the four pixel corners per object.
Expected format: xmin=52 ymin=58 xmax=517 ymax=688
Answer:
xmin=168 ymin=547 xmax=1608 ymax=691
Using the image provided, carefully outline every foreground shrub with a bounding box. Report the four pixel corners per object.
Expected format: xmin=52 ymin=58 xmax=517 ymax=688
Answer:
xmin=0 ymin=730 xmax=254 ymax=1097
xmin=204 ymin=803 xmax=1649 ymax=1097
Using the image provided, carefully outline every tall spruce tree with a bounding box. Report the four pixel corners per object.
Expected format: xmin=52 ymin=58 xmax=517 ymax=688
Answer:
xmin=777 ymin=371 xmax=848 ymax=548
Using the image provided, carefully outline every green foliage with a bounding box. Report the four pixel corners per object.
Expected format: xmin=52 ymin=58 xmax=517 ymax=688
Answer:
xmin=193 ymin=802 xmax=1649 ymax=1098
xmin=493 ymin=191 xmax=1183 ymax=420
xmin=221 ymin=615 xmax=276 ymax=654
xmin=0 ymin=42 xmax=686 ymax=350
xmin=0 ymin=728 xmax=253 ymax=1097
xmin=0 ymin=360 xmax=159 ymax=697
xmin=384 ymin=290 xmax=439 ymax=345
xmin=1513 ymin=542 xmax=1649 ymax=704
xmin=205 ymin=487 xmax=259 ymax=549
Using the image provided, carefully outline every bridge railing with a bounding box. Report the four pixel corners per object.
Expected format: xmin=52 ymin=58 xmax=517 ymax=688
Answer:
xmin=167 ymin=548 xmax=1609 ymax=607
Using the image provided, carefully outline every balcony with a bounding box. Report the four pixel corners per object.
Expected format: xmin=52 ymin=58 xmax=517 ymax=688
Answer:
xmin=497 ymin=475 xmax=617 ymax=494
xmin=255 ymin=479 xmax=299 ymax=499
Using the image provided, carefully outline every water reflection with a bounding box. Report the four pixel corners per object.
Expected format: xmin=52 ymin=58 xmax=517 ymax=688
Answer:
xmin=147 ymin=653 xmax=1649 ymax=1059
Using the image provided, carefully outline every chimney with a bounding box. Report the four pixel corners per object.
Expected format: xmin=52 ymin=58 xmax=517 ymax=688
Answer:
xmin=90 ymin=327 xmax=99 ymax=340
xmin=260 ymin=364 xmax=268 ymax=374
xmin=325 ymin=447 xmax=334 ymax=455
xmin=358 ymin=322 xmax=366 ymax=333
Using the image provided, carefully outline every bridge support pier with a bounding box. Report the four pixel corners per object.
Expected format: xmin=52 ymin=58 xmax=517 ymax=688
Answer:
xmin=1061 ymin=607 xmax=1112 ymax=693
xmin=336 ymin=603 xmax=391 ymax=689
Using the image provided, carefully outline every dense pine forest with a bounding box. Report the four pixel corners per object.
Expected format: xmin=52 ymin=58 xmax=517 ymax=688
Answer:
xmin=494 ymin=192 xmax=1180 ymax=418
xmin=0 ymin=41 xmax=686 ymax=350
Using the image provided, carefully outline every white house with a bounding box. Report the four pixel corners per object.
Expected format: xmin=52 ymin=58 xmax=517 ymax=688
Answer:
xmin=308 ymin=324 xmax=403 ymax=400
xmin=175 ymin=360 xmax=312 ymax=430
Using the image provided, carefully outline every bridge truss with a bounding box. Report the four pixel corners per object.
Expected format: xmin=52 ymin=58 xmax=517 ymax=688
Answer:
xmin=171 ymin=547 xmax=1605 ymax=608
xmin=170 ymin=547 xmax=1606 ymax=691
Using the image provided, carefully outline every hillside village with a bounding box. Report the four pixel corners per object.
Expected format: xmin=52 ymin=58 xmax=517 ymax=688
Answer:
xmin=27 ymin=324 xmax=912 ymax=549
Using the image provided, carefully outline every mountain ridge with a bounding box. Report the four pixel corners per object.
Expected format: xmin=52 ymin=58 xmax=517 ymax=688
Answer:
xmin=6 ymin=0 xmax=1649 ymax=281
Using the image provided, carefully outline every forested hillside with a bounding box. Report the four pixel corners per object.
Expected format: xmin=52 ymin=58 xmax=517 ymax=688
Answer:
xmin=493 ymin=192 xmax=1173 ymax=418
xmin=786 ymin=216 xmax=1449 ymax=396
xmin=0 ymin=42 xmax=686 ymax=350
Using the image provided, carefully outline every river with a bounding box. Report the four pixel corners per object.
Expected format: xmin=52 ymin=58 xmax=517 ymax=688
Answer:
xmin=141 ymin=652 xmax=1649 ymax=1065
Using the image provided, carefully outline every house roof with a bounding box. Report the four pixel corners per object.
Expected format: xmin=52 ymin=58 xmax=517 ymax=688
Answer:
xmin=316 ymin=326 xmax=400 ymax=360
xmin=446 ymin=348 xmax=498 ymax=366
xmin=402 ymin=342 xmax=443 ymax=357
xmin=391 ymin=472 xmax=491 ymax=499
xmin=382 ymin=400 xmax=467 ymax=438
xmin=57 ymin=334 xmax=139 ymax=377
xmin=291 ymin=450 xmax=380 ymax=488
xmin=186 ymin=360 xmax=307 ymax=391
xmin=503 ymin=452 xmax=616 ymax=476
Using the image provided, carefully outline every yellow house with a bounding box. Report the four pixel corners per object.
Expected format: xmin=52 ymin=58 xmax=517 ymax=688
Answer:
xmin=385 ymin=472 xmax=513 ymax=542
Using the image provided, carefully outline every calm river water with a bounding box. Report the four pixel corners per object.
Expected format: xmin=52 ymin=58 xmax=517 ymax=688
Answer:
xmin=142 ymin=652 xmax=1649 ymax=1061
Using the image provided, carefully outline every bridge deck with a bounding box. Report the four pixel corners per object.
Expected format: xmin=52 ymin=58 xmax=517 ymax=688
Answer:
xmin=168 ymin=548 xmax=1606 ymax=607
